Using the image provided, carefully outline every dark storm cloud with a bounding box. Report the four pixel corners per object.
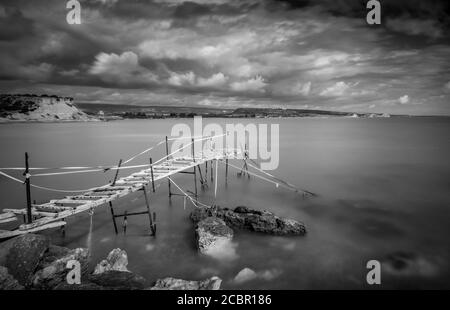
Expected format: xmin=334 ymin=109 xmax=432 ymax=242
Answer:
xmin=0 ymin=0 xmax=449 ymax=115
xmin=0 ymin=7 xmax=35 ymax=41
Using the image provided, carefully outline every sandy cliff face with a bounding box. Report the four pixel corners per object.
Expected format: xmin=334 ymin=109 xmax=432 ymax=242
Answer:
xmin=0 ymin=95 xmax=96 ymax=122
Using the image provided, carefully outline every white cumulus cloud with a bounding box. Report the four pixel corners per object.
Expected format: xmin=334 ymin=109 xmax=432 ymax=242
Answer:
xmin=399 ymin=95 xmax=410 ymax=104
xmin=230 ymin=76 xmax=266 ymax=93
xmin=320 ymin=81 xmax=350 ymax=97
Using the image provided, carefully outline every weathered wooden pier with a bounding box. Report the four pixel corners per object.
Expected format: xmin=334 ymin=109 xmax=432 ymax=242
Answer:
xmin=0 ymin=135 xmax=314 ymax=240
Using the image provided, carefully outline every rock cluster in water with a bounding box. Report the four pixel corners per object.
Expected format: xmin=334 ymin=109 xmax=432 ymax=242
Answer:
xmin=191 ymin=206 xmax=306 ymax=234
xmin=0 ymin=234 xmax=222 ymax=290
xmin=191 ymin=205 xmax=305 ymax=255
xmin=195 ymin=217 xmax=234 ymax=254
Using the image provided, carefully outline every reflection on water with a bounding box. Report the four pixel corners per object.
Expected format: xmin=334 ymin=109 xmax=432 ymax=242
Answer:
xmin=0 ymin=118 xmax=449 ymax=289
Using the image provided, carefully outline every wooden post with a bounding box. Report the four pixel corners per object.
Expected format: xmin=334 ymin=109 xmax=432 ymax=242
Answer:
xmin=23 ymin=152 xmax=32 ymax=224
xmin=192 ymin=138 xmax=198 ymax=198
xmin=210 ymin=160 xmax=213 ymax=182
xmin=112 ymin=159 xmax=122 ymax=186
xmin=109 ymin=201 xmax=118 ymax=234
xmin=123 ymin=211 xmax=128 ymax=235
xmin=150 ymin=157 xmax=155 ymax=193
xmin=142 ymin=186 xmax=155 ymax=236
xmin=225 ymin=158 xmax=228 ymax=183
xmin=166 ymin=136 xmax=172 ymax=197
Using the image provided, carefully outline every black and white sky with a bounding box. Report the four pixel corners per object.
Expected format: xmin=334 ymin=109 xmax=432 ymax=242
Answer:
xmin=0 ymin=0 xmax=449 ymax=115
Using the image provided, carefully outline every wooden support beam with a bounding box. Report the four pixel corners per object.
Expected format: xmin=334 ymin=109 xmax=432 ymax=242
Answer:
xmin=192 ymin=138 xmax=198 ymax=198
xmin=225 ymin=158 xmax=228 ymax=183
xmin=166 ymin=136 xmax=172 ymax=198
xmin=24 ymin=152 xmax=32 ymax=224
xmin=150 ymin=158 xmax=155 ymax=193
xmin=109 ymin=201 xmax=118 ymax=234
xmin=111 ymin=159 xmax=122 ymax=186
xmin=142 ymin=185 xmax=155 ymax=236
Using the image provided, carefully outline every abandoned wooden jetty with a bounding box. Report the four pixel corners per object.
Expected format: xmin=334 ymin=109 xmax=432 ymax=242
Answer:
xmin=0 ymin=135 xmax=315 ymax=240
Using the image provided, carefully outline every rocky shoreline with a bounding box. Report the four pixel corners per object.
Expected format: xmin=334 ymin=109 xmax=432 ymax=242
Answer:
xmin=1 ymin=205 xmax=305 ymax=290
xmin=0 ymin=234 xmax=221 ymax=290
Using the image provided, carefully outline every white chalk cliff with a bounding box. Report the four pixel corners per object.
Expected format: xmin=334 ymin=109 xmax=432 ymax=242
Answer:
xmin=0 ymin=94 xmax=96 ymax=122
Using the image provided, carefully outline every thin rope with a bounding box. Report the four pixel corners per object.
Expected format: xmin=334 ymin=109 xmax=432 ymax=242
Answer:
xmin=218 ymin=158 xmax=312 ymax=195
xmin=167 ymin=177 xmax=211 ymax=209
xmin=1 ymin=170 xmax=98 ymax=192
xmin=245 ymin=158 xmax=316 ymax=196
xmin=0 ymin=170 xmax=24 ymax=183
xmin=31 ymin=163 xmax=151 ymax=177
xmin=122 ymin=139 xmax=166 ymax=165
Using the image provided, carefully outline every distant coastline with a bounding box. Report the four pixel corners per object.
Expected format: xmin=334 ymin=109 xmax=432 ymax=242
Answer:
xmin=1 ymin=94 xmax=446 ymax=123
xmin=76 ymin=102 xmax=396 ymax=121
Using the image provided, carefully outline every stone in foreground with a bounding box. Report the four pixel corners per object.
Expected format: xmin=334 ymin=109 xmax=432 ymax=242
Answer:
xmin=149 ymin=276 xmax=222 ymax=290
xmin=89 ymin=270 xmax=147 ymax=290
xmin=5 ymin=234 xmax=50 ymax=286
xmin=195 ymin=217 xmax=234 ymax=254
xmin=32 ymin=247 xmax=90 ymax=289
xmin=191 ymin=206 xmax=306 ymax=235
xmin=0 ymin=266 xmax=24 ymax=290
xmin=94 ymin=248 xmax=129 ymax=275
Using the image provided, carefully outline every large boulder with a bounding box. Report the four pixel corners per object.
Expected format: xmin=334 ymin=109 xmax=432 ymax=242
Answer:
xmin=195 ymin=217 xmax=234 ymax=254
xmin=149 ymin=276 xmax=222 ymax=290
xmin=5 ymin=234 xmax=50 ymax=286
xmin=191 ymin=206 xmax=306 ymax=235
xmin=93 ymin=248 xmax=129 ymax=275
xmin=32 ymin=247 xmax=90 ymax=289
xmin=89 ymin=270 xmax=146 ymax=290
xmin=0 ymin=266 xmax=24 ymax=290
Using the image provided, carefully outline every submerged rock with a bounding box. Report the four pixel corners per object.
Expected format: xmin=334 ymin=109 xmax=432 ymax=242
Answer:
xmin=191 ymin=206 xmax=306 ymax=235
xmin=94 ymin=248 xmax=129 ymax=275
xmin=233 ymin=268 xmax=257 ymax=284
xmin=195 ymin=217 xmax=234 ymax=254
xmin=0 ymin=266 xmax=24 ymax=290
xmin=89 ymin=270 xmax=146 ymax=290
xmin=149 ymin=276 xmax=222 ymax=290
xmin=5 ymin=234 xmax=50 ymax=286
xmin=32 ymin=247 xmax=90 ymax=289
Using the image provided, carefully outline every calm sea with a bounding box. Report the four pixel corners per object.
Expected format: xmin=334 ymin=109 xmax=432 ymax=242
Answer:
xmin=0 ymin=117 xmax=449 ymax=289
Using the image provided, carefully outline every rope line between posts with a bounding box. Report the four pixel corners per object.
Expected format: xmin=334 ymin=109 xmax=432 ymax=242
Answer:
xmin=0 ymin=134 xmax=229 ymax=193
xmin=0 ymin=134 xmax=226 ymax=178
xmin=218 ymin=157 xmax=314 ymax=196
xmin=167 ymin=177 xmax=211 ymax=209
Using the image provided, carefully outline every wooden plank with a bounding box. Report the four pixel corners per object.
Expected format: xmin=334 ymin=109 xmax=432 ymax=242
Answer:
xmin=0 ymin=212 xmax=16 ymax=220
xmin=0 ymin=216 xmax=17 ymax=224
xmin=93 ymin=186 xmax=131 ymax=192
xmin=85 ymin=190 xmax=121 ymax=196
xmin=34 ymin=204 xmax=74 ymax=212
xmin=0 ymin=151 xmax=240 ymax=237
xmin=50 ymin=199 xmax=95 ymax=205
xmin=18 ymin=221 xmax=66 ymax=232
xmin=66 ymin=195 xmax=110 ymax=200
xmin=3 ymin=208 xmax=55 ymax=218
xmin=115 ymin=180 xmax=145 ymax=185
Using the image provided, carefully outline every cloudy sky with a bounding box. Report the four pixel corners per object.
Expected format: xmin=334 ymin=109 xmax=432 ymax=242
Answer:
xmin=0 ymin=0 xmax=449 ymax=115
